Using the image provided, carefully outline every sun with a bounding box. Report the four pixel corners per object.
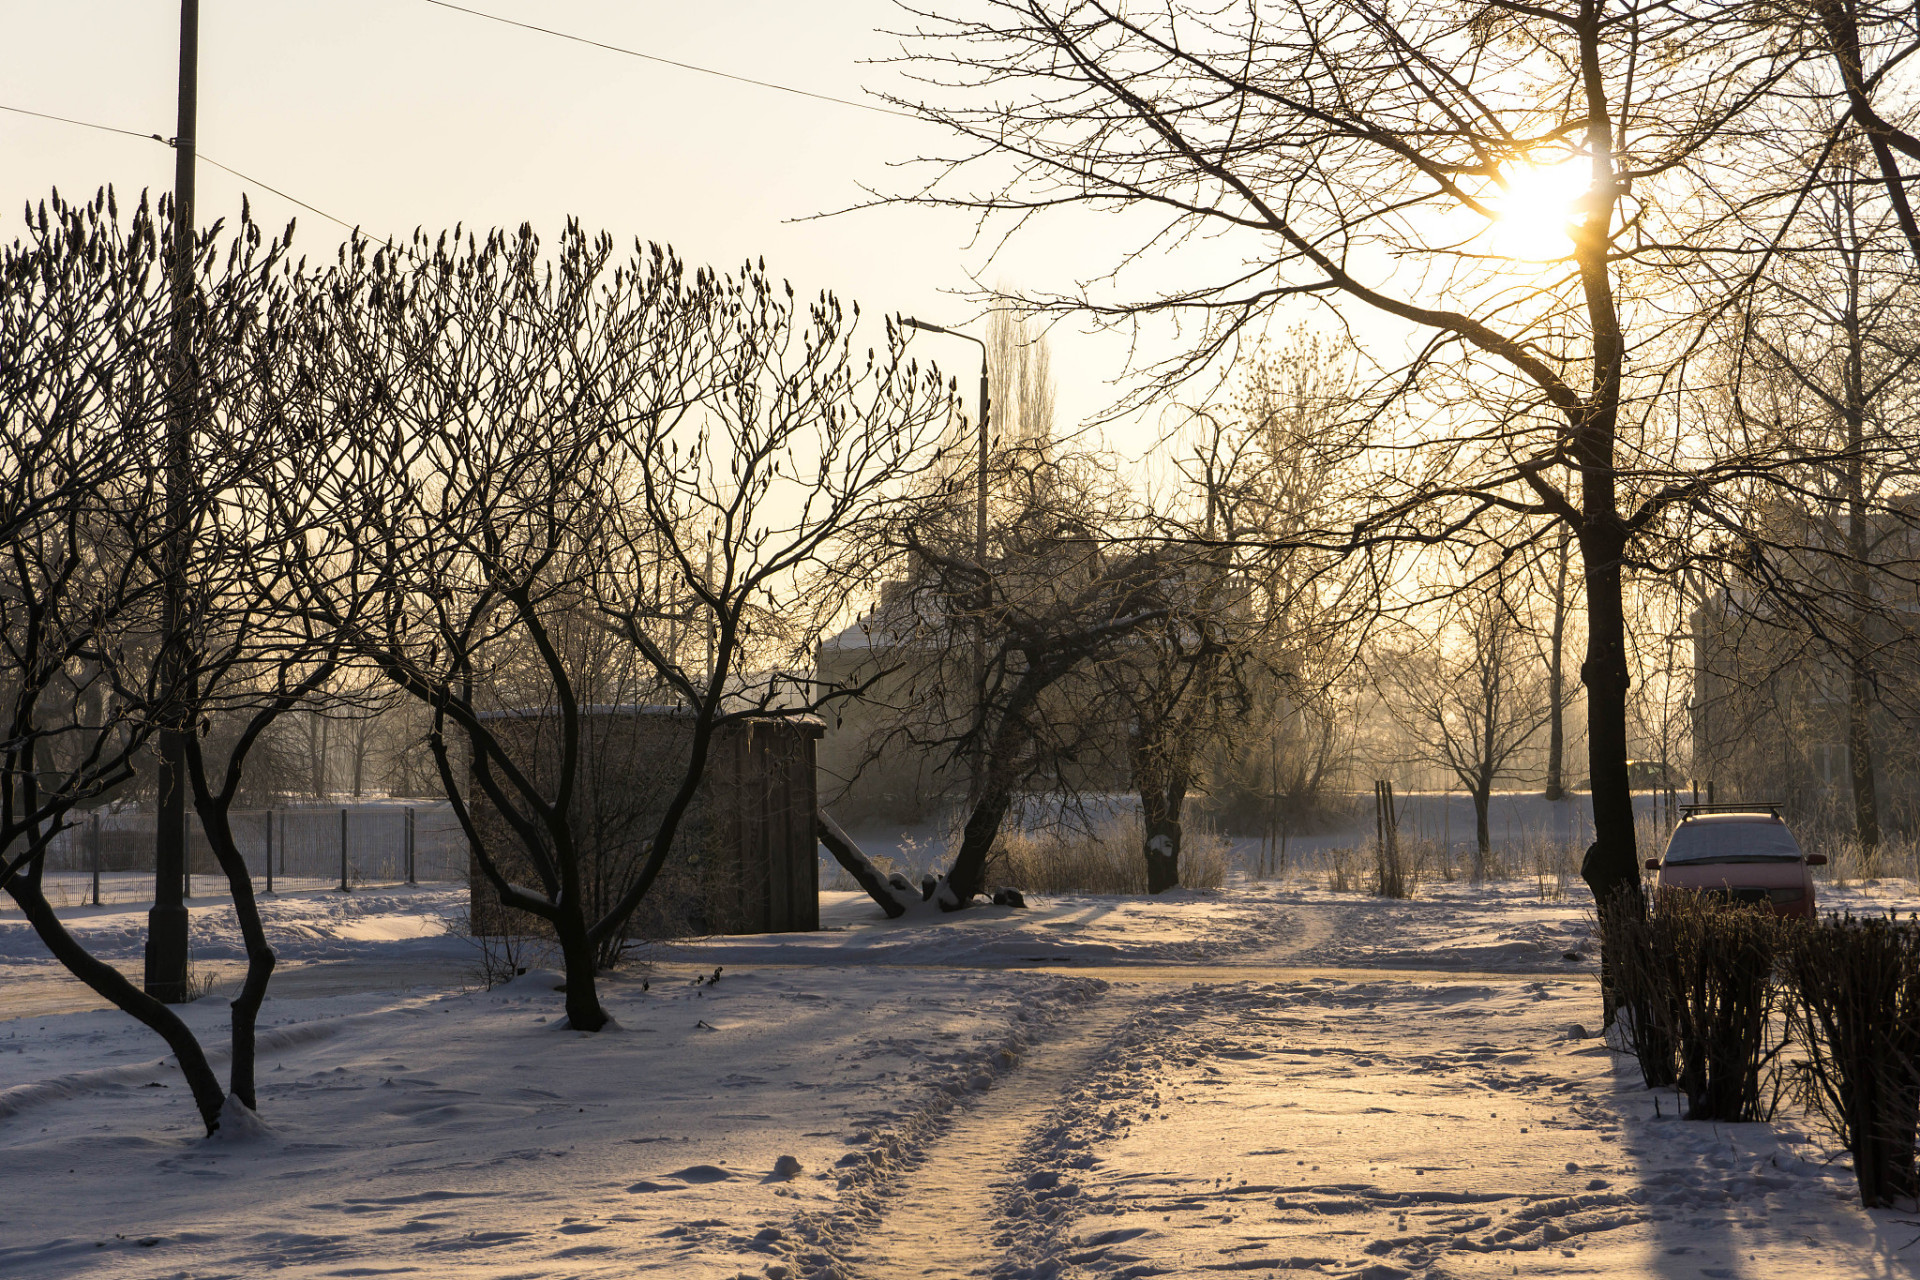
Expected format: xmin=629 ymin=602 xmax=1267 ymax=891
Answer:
xmin=1488 ymin=160 xmax=1590 ymax=260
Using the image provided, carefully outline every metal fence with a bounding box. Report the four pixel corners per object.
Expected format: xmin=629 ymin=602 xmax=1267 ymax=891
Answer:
xmin=37 ymin=803 xmax=469 ymax=905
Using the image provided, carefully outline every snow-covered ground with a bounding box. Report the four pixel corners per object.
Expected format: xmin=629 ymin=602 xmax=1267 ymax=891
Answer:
xmin=3 ymin=870 xmax=1917 ymax=1278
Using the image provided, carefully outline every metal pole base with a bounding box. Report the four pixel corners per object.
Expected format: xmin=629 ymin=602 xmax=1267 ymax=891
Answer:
xmin=144 ymin=902 xmax=191 ymax=1003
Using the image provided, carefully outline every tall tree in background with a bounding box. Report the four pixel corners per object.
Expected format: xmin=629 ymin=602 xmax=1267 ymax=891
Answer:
xmin=985 ymin=303 xmax=1055 ymax=446
xmin=1703 ymin=147 xmax=1920 ymax=846
xmin=1377 ymin=554 xmax=1554 ymax=876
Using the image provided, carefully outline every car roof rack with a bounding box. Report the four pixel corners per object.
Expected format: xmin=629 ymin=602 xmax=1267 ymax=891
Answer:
xmin=1677 ymin=801 xmax=1783 ymax=817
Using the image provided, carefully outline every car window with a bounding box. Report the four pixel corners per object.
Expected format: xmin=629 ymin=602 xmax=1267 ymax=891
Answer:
xmin=1663 ymin=822 xmax=1804 ymax=863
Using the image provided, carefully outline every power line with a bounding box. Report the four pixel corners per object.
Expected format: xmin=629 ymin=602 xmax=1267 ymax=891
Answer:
xmin=0 ymin=101 xmax=164 ymax=144
xmin=196 ymin=153 xmax=357 ymax=234
xmin=417 ymin=0 xmax=919 ymax=122
xmin=2 ymin=99 xmax=360 ymax=235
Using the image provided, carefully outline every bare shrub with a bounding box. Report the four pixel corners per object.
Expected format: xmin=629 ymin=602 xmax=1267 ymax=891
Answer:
xmin=1602 ymin=887 xmax=1786 ymax=1117
xmin=1782 ymin=914 xmax=1920 ymax=1208
xmin=1324 ymin=845 xmax=1362 ymax=894
xmin=446 ymin=907 xmax=547 ymax=990
xmin=1659 ymin=892 xmax=1788 ymax=1122
xmin=1527 ymin=839 xmax=1578 ymax=901
xmin=989 ymin=813 xmax=1229 ymax=895
xmin=1597 ymin=891 xmax=1679 ymax=1088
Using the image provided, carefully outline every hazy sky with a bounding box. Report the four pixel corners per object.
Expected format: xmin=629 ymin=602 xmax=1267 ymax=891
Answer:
xmin=0 ymin=0 xmax=1181 ymax=451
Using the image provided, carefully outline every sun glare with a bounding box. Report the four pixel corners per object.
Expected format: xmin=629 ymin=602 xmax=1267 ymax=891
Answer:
xmin=1488 ymin=160 xmax=1590 ymax=260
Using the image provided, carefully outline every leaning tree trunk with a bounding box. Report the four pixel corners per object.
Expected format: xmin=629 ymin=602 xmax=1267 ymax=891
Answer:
xmin=817 ymin=810 xmax=917 ymax=917
xmin=945 ymin=670 xmax=1053 ymax=906
xmin=6 ymin=874 xmax=228 ymax=1133
xmin=947 ymin=781 xmax=1016 ymax=905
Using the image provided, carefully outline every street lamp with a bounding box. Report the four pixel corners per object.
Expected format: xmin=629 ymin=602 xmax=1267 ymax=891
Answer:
xmin=899 ymin=317 xmax=989 ymax=577
xmin=900 ymin=316 xmax=991 ymax=806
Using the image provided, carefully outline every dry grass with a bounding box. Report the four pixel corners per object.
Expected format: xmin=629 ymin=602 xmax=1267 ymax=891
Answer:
xmin=823 ymin=813 xmax=1231 ymax=898
xmin=989 ymin=814 xmax=1230 ymax=895
xmin=1323 ymin=845 xmax=1363 ymax=893
xmin=1800 ymin=830 xmax=1920 ymax=887
xmin=1524 ymin=837 xmax=1579 ymax=901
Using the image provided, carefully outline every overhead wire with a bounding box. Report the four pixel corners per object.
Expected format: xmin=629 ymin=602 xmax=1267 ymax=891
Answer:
xmin=0 ymin=100 xmax=162 ymax=144
xmin=5 ymin=3 xmax=920 ymax=238
xmin=416 ymin=0 xmax=920 ymax=122
xmin=2 ymin=100 xmax=359 ymax=235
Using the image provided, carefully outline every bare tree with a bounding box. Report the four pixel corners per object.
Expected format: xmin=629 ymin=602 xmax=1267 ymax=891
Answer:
xmin=883 ymin=0 xmax=1843 ymax=948
xmin=1699 ymin=150 xmax=1920 ymax=848
xmin=985 ymin=302 xmax=1055 ymax=447
xmin=844 ymin=442 xmax=1178 ymax=903
xmin=1100 ymin=336 xmax=1367 ymax=890
xmin=1376 ymin=555 xmax=1554 ymax=876
xmin=291 ymin=224 xmax=950 ymax=1026
xmin=0 ymin=190 xmax=299 ymax=1133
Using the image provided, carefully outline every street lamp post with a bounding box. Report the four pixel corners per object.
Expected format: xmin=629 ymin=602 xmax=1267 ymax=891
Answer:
xmin=900 ymin=317 xmax=990 ymax=807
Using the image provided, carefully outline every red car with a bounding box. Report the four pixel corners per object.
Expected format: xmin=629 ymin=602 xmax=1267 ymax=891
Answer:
xmin=1645 ymin=808 xmax=1826 ymax=918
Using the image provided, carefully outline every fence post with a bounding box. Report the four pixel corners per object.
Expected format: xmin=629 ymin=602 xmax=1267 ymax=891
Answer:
xmin=405 ymin=807 xmax=416 ymax=884
xmin=264 ymin=808 xmax=274 ymax=895
xmin=90 ymin=811 xmax=101 ymax=906
xmin=339 ymin=807 xmax=350 ymax=892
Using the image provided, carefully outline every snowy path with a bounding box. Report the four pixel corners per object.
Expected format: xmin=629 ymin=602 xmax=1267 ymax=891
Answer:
xmin=967 ymin=975 xmax=1913 ymax=1279
xmin=6 ymin=876 xmax=1920 ymax=1277
xmin=824 ymin=986 xmax=1144 ymax=1280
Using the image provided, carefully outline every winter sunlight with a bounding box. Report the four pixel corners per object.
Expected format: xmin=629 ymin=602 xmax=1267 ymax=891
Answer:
xmin=1488 ymin=158 xmax=1591 ymax=260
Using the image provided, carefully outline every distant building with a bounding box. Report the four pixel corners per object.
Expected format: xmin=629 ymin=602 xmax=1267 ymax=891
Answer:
xmin=1690 ymin=503 xmax=1920 ymax=829
xmin=469 ymin=706 xmax=821 ymax=938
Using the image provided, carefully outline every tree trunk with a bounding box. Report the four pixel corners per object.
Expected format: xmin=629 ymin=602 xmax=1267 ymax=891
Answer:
xmin=1143 ymin=808 xmax=1182 ymax=895
xmin=1847 ymin=658 xmax=1881 ymax=855
xmin=947 ymin=781 xmax=1015 ymax=904
xmin=1842 ymin=390 xmax=1880 ymax=855
xmin=1578 ymin=533 xmax=1639 ymax=900
xmin=552 ymin=906 xmax=608 ymax=1031
xmin=1578 ymin=526 xmax=1641 ymax=1027
xmin=5 ymin=876 xmax=227 ymax=1133
xmin=1137 ymin=756 xmax=1187 ymax=894
xmin=1545 ymin=531 xmax=1570 ymax=800
xmin=1472 ymin=782 xmax=1492 ymax=881
xmin=196 ymin=802 xmax=276 ymax=1111
xmin=817 ymin=810 xmax=913 ymax=917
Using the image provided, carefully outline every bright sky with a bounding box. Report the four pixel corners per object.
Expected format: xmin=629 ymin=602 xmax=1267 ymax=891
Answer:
xmin=0 ymin=2 xmax=1590 ymax=469
xmin=0 ymin=0 xmax=1148 ymax=449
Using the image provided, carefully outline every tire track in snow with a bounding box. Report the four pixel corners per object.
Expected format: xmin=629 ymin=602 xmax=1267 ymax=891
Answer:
xmin=795 ymin=984 xmax=1144 ymax=1280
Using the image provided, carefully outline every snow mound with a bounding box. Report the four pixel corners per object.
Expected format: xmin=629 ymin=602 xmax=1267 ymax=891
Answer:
xmin=211 ymin=1093 xmax=273 ymax=1142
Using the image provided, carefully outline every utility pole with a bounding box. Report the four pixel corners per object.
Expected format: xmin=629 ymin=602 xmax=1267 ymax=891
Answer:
xmin=899 ymin=317 xmax=989 ymax=806
xmin=145 ymin=0 xmax=197 ymax=1003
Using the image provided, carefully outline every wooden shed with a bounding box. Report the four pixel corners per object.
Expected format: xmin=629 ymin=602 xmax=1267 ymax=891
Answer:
xmin=468 ymin=707 xmax=821 ymax=939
